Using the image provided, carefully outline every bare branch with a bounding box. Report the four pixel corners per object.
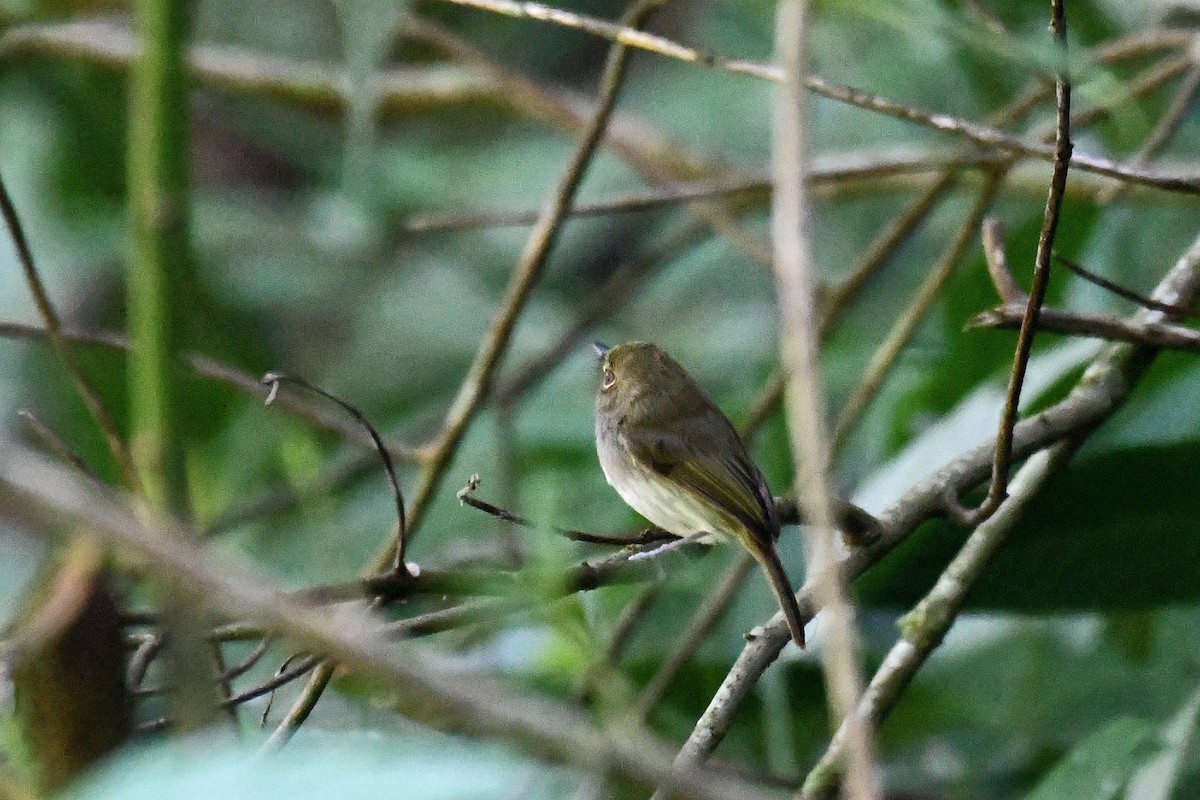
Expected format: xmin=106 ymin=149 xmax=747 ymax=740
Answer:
xmin=800 ymin=441 xmax=1077 ymax=798
xmin=671 ymin=229 xmax=1200 ymax=772
xmin=951 ymin=0 xmax=1073 ymax=526
xmin=0 ymin=174 xmax=140 ymax=492
xmin=0 ymin=449 xmax=784 ymax=800
xmin=968 ymin=304 xmax=1200 ymax=354
xmin=770 ymin=3 xmax=878 ymax=798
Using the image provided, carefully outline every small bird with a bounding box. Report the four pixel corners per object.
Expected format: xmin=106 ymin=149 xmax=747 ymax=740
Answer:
xmin=593 ymin=341 xmax=806 ymax=647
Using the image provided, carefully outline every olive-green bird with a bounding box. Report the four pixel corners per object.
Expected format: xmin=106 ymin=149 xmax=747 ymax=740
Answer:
xmin=593 ymin=341 xmax=806 ymax=647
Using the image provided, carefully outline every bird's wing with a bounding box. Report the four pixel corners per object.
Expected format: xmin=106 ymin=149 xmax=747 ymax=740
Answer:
xmin=620 ymin=424 xmax=776 ymax=545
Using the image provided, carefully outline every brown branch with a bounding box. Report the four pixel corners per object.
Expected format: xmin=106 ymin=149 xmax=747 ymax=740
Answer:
xmin=402 ymin=153 xmax=986 ymax=234
xmin=967 ymin=304 xmax=1200 ymax=354
xmin=770 ymin=3 xmax=878 ymax=798
xmin=261 ymin=373 xmax=408 ymax=568
xmin=1055 ymin=254 xmax=1200 ymax=320
xmin=221 ymin=636 xmax=273 ymax=682
xmin=982 ymin=218 xmax=1024 ymax=303
xmin=635 ymin=553 xmax=754 ymax=722
xmin=670 ymin=225 xmax=1200 ymax=778
xmin=0 ymin=173 xmax=140 ymax=492
xmin=803 ymin=73 xmax=1196 ymax=195
xmin=950 ymin=0 xmax=1072 ymax=526
xmin=0 ymin=320 xmax=426 ymax=463
xmin=832 ymin=174 xmax=1005 ymax=452
xmin=224 ymin=654 xmax=321 ymax=708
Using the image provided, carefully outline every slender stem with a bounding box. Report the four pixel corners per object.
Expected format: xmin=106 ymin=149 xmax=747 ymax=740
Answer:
xmin=261 ymin=661 xmax=334 ymax=749
xmin=273 ymin=0 xmax=665 ymax=742
xmin=0 ymin=176 xmax=139 ymax=491
xmin=1055 ymin=254 xmax=1200 ymax=319
xmin=969 ymin=304 xmax=1200 ymax=353
xmin=952 ymin=0 xmax=1072 ymax=525
xmin=800 ymin=442 xmax=1076 ymax=799
xmin=771 ymin=3 xmax=877 ymax=799
xmin=832 ymin=174 xmax=1005 ymax=452
xmin=126 ymin=0 xmax=192 ymax=515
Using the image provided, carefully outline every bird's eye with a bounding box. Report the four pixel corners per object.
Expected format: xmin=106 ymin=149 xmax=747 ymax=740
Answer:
xmin=602 ymin=368 xmax=616 ymax=390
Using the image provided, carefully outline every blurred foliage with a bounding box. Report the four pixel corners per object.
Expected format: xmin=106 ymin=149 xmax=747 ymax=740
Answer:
xmin=2 ymin=0 xmax=1200 ymax=798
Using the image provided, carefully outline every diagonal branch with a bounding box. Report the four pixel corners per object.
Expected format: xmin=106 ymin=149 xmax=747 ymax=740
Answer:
xmin=0 ymin=449 xmax=780 ymax=800
xmin=950 ymin=0 xmax=1072 ymax=526
xmin=0 ymin=175 xmax=140 ymax=492
xmin=272 ymin=0 xmax=668 ymax=748
xmin=670 ymin=229 xmax=1200 ymax=772
xmin=770 ymin=3 xmax=878 ymax=798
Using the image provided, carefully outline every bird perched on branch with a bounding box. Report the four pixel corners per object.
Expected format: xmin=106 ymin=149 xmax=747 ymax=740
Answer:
xmin=593 ymin=341 xmax=806 ymax=647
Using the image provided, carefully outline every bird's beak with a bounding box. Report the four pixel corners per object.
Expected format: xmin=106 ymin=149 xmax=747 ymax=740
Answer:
xmin=592 ymin=341 xmax=610 ymax=360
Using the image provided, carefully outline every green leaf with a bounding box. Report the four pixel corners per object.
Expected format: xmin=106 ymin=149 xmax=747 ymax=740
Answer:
xmin=859 ymin=442 xmax=1200 ymax=611
xmin=1022 ymin=717 xmax=1160 ymax=800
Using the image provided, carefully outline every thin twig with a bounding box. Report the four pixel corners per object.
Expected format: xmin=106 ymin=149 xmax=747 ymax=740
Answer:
xmin=800 ymin=441 xmax=1077 ymax=799
xmin=636 ymin=553 xmax=755 ymax=722
xmin=803 ymin=73 xmax=1196 ymax=195
xmin=457 ymin=474 xmax=675 ymax=546
xmin=982 ymin=218 xmax=1024 ymax=303
xmin=16 ymin=410 xmax=106 ymax=488
xmin=221 ymin=636 xmax=273 ymax=682
xmin=261 ymin=661 xmax=335 ymax=749
xmin=402 ymin=153 xmax=986 ymax=234
xmin=0 ymin=321 xmax=426 ymax=464
xmin=832 ymin=174 xmax=1005 ymax=452
xmin=1055 ymin=254 xmax=1200 ymax=319
xmin=127 ymin=632 xmax=164 ymax=687
xmin=260 ymin=372 xmax=408 ymax=568
xmin=669 ymin=226 xmax=1200 ymax=778
xmin=224 ymin=654 xmax=321 ymax=708
xmin=950 ymin=0 xmax=1073 ymax=526
xmin=770 ymin=4 xmax=878 ymax=799
xmin=0 ymin=174 xmax=140 ymax=492
xmin=967 ymin=304 xmax=1200 ymax=354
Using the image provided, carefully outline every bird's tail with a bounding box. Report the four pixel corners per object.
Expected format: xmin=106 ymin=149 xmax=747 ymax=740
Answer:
xmin=747 ymin=539 xmax=806 ymax=648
